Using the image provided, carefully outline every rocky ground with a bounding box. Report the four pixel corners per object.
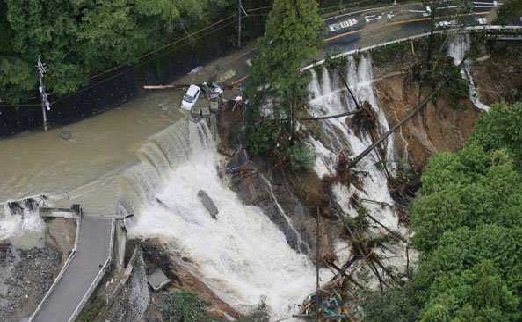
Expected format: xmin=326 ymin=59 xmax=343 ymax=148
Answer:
xmin=0 ymin=244 xmax=61 ymax=321
xmin=0 ymin=218 xmax=75 ymax=321
xmin=79 ymin=239 xmax=241 ymax=322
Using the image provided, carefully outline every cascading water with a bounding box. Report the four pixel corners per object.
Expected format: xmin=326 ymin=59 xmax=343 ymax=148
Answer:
xmin=309 ymin=55 xmax=396 ymax=222
xmin=447 ymin=34 xmax=490 ymax=111
xmin=259 ymin=174 xmax=310 ymax=254
xmin=0 ymin=196 xmax=47 ymax=247
xmin=307 ymin=54 xmax=410 ymax=284
xmin=128 ymin=119 xmax=329 ymax=320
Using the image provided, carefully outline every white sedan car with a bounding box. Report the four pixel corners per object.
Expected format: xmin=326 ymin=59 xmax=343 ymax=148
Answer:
xmin=181 ymin=84 xmax=201 ymax=110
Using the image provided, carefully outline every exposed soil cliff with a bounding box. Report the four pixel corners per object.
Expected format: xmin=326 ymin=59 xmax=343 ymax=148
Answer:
xmin=471 ymin=43 xmax=522 ymax=106
xmin=375 ymin=75 xmax=480 ymax=169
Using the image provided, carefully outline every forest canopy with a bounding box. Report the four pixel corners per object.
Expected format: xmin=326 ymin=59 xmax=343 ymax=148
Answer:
xmin=364 ymin=102 xmax=522 ymax=322
xmin=0 ymin=0 xmax=234 ymax=104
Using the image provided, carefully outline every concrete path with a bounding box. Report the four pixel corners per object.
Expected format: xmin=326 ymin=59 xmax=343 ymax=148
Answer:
xmin=31 ymin=217 xmax=113 ymax=322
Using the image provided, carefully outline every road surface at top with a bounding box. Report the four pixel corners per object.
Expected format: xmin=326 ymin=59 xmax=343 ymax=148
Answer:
xmin=31 ymin=217 xmax=113 ymax=322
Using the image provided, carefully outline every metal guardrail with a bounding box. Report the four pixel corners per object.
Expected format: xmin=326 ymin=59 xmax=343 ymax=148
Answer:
xmin=28 ymin=214 xmax=83 ymax=322
xmin=304 ymin=25 xmax=522 ymax=70
xmin=68 ymin=219 xmax=115 ymax=322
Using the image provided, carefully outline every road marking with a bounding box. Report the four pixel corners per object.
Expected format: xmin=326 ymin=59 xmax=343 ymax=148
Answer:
xmin=325 ymin=29 xmax=361 ymax=43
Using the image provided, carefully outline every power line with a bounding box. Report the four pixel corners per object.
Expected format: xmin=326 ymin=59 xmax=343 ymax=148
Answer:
xmin=49 ymin=18 xmax=240 ymax=106
xmin=86 ymin=14 xmax=238 ymax=82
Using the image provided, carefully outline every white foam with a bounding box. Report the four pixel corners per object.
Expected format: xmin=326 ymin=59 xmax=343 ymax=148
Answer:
xmin=130 ymin=121 xmax=331 ymax=319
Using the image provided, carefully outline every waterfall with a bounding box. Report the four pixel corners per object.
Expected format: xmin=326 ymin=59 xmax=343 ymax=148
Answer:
xmin=308 ymin=54 xmax=409 ymax=285
xmin=0 ymin=196 xmax=47 ymax=247
xmin=128 ymin=119 xmax=329 ymax=320
xmin=447 ymin=34 xmax=470 ymax=66
xmin=447 ymin=34 xmax=490 ymax=112
xmin=309 ymin=55 xmax=397 ymax=223
xmin=259 ymin=174 xmax=310 ymax=254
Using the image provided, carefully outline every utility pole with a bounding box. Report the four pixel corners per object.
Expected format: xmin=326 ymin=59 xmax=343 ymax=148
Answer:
xmin=237 ymin=0 xmax=248 ymax=48
xmin=315 ymin=207 xmax=320 ymax=322
xmin=238 ymin=0 xmax=242 ymax=48
xmin=36 ymin=56 xmax=50 ymax=131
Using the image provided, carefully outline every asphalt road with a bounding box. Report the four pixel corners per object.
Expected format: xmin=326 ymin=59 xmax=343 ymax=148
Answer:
xmin=323 ymin=1 xmax=500 ymax=52
xmin=32 ymin=217 xmax=112 ymax=322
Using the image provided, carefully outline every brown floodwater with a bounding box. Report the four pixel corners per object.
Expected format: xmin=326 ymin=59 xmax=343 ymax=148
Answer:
xmin=0 ymin=90 xmax=185 ymax=216
xmin=0 ymin=44 xmax=252 ymax=248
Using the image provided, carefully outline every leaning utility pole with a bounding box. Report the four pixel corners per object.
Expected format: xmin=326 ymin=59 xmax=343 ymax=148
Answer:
xmin=36 ymin=56 xmax=50 ymax=131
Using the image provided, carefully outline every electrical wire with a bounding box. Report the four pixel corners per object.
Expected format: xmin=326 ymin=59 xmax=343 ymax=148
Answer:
xmin=49 ymin=17 xmax=240 ymax=105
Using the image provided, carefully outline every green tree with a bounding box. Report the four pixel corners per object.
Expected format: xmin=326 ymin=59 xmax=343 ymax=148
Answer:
xmin=362 ymin=284 xmax=421 ymax=322
xmin=249 ymin=0 xmax=324 ymax=122
xmin=411 ymin=142 xmax=522 ymax=252
xmin=246 ymin=0 xmax=323 ymax=168
xmin=369 ymin=102 xmax=522 ymax=322
xmin=469 ymin=102 xmax=522 ymax=169
xmin=0 ymin=0 xmax=233 ymax=104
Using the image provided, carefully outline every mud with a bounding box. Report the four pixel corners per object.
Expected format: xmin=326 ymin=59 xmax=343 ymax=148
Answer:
xmin=374 ymin=75 xmax=479 ymax=169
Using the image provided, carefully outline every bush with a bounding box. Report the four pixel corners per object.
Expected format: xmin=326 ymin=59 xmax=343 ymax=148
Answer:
xmin=246 ymin=119 xmax=284 ymax=157
xmin=161 ymin=292 xmax=213 ymax=322
xmin=288 ymin=142 xmax=315 ymax=171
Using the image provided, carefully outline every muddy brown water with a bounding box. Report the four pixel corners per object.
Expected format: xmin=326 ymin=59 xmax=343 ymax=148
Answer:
xmin=0 ymin=91 xmax=184 ymax=216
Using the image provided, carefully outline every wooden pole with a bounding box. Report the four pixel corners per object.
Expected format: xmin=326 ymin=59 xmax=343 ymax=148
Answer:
xmin=315 ymin=207 xmax=320 ymax=322
xmin=238 ymin=0 xmax=242 ymax=48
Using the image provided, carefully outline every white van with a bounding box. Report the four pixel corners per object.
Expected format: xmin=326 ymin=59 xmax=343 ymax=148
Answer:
xmin=181 ymin=84 xmax=201 ymax=110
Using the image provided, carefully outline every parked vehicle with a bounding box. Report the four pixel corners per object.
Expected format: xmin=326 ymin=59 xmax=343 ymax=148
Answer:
xmin=435 ymin=20 xmax=458 ymax=29
xmin=181 ymin=84 xmax=201 ymax=110
xmin=364 ymin=14 xmax=382 ymax=23
xmin=204 ymin=82 xmax=223 ymax=95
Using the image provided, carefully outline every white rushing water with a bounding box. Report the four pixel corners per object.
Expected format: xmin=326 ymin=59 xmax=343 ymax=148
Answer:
xmin=308 ymin=55 xmax=397 ymax=227
xmin=307 ymin=55 xmax=410 ymax=284
xmin=447 ymin=34 xmax=490 ymax=112
xmin=0 ymin=196 xmax=47 ymax=248
xmin=129 ymin=119 xmax=326 ymax=320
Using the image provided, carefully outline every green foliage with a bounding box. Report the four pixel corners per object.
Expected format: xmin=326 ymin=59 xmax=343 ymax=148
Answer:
xmin=288 ymin=142 xmax=315 ymax=171
xmin=246 ymin=119 xmax=284 ymax=157
xmin=370 ymin=41 xmax=410 ymax=68
xmin=362 ymin=284 xmax=421 ymax=322
xmin=411 ymin=140 xmax=522 ymax=252
xmin=415 ymin=227 xmax=521 ymax=321
xmin=0 ymin=57 xmax=35 ymax=104
xmin=411 ymin=189 xmax=468 ymax=252
xmin=249 ymin=0 xmax=324 ymax=116
xmin=161 ymin=292 xmax=214 ymax=322
xmin=469 ymin=102 xmax=522 ymax=170
xmin=246 ymin=0 xmax=323 ymax=168
xmin=0 ymin=0 xmax=233 ymax=104
xmin=496 ymin=0 xmax=522 ymax=25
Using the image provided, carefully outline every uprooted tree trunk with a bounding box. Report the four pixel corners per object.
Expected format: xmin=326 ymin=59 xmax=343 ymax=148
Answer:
xmin=348 ymin=81 xmax=445 ymax=169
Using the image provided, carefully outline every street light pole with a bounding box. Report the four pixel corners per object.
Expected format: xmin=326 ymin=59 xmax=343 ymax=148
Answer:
xmin=36 ymin=56 xmax=50 ymax=132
